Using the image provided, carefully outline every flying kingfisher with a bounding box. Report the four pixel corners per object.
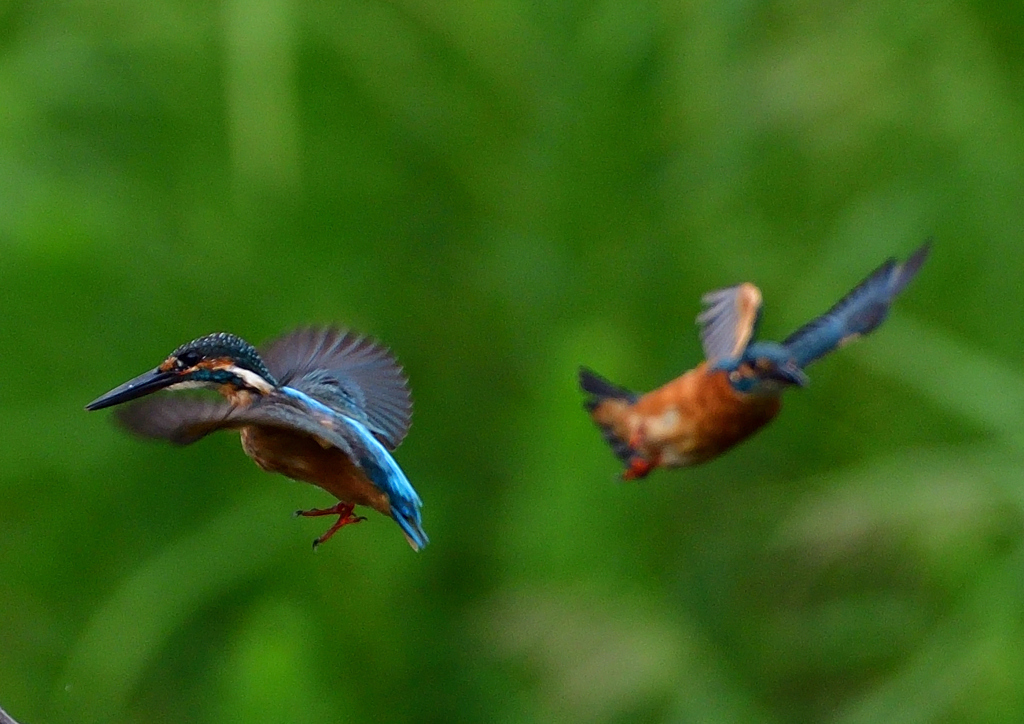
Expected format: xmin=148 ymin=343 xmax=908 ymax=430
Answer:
xmin=580 ymin=242 xmax=930 ymax=479
xmin=86 ymin=327 xmax=428 ymax=550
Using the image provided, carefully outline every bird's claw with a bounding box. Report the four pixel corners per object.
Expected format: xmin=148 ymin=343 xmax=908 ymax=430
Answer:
xmin=296 ymin=502 xmax=365 ymax=549
xmin=312 ymin=515 xmax=368 ymax=551
xmin=294 ymin=505 xmax=339 ymax=518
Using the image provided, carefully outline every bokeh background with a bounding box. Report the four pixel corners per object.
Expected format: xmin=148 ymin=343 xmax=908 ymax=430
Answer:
xmin=1 ymin=1 xmax=1023 ymax=722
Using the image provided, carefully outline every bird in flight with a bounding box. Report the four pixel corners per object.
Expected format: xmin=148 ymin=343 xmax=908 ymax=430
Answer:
xmin=87 ymin=327 xmax=427 ymax=550
xmin=580 ymin=242 xmax=930 ymax=479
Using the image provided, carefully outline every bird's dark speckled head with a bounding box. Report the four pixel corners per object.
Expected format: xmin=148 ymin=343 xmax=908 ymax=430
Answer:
xmin=86 ymin=332 xmax=278 ymax=411
xmin=710 ymin=341 xmax=809 ymax=395
xmin=164 ymin=332 xmax=276 ymax=385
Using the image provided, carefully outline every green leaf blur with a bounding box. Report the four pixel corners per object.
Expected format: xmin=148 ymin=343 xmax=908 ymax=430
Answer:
xmin=1 ymin=1 xmax=1022 ymax=722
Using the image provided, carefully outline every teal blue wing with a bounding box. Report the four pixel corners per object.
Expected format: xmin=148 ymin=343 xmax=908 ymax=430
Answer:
xmin=696 ymin=283 xmax=763 ymax=363
xmin=260 ymin=327 xmax=411 ymax=450
xmin=782 ymin=242 xmax=930 ymax=368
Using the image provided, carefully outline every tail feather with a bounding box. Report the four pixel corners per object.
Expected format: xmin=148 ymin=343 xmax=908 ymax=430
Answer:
xmin=275 ymin=385 xmax=427 ymax=550
xmin=579 ymin=367 xmax=638 ymax=407
xmin=578 ymin=367 xmax=638 ymax=463
xmin=391 ymin=506 xmax=429 ymax=552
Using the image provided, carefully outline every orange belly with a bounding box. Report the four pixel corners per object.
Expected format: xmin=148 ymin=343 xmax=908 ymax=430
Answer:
xmin=240 ymin=425 xmax=392 ymax=516
xmin=594 ymin=363 xmax=781 ymax=467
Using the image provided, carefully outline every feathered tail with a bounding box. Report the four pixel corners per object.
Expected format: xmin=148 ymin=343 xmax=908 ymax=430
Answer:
xmin=278 ymin=385 xmax=428 ymax=551
xmin=336 ymin=414 xmax=429 ymax=551
xmin=578 ymin=367 xmax=639 ymax=464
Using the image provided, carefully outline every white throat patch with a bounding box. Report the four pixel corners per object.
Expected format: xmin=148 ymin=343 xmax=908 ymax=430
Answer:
xmin=231 ymin=366 xmax=275 ymax=394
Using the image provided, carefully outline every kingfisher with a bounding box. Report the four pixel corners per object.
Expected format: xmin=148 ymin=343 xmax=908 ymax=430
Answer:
xmin=580 ymin=242 xmax=930 ymax=479
xmin=86 ymin=327 xmax=428 ymax=550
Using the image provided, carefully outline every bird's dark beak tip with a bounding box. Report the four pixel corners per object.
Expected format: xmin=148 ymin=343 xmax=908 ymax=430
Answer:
xmin=85 ymin=368 xmax=177 ymax=411
xmin=85 ymin=394 xmax=123 ymax=412
xmin=85 ymin=394 xmax=118 ymax=411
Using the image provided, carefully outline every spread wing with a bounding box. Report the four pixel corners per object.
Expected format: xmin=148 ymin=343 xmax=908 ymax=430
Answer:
xmin=114 ymin=396 xmax=238 ymax=445
xmin=696 ymin=283 xmax=763 ymax=363
xmin=260 ymin=327 xmax=411 ymax=450
xmin=782 ymin=241 xmax=930 ymax=368
xmin=114 ymin=394 xmax=355 ymax=458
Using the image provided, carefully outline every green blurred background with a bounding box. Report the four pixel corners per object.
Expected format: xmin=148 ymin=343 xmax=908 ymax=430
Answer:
xmin=1 ymin=1 xmax=1023 ymax=722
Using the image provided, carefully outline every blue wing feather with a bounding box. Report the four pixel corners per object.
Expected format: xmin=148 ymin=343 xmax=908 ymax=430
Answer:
xmin=782 ymin=242 xmax=930 ymax=368
xmin=279 ymin=386 xmax=428 ymax=549
xmin=343 ymin=416 xmax=429 ymax=550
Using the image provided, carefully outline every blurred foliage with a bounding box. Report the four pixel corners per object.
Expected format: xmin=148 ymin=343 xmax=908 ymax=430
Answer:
xmin=1 ymin=0 xmax=1023 ymax=722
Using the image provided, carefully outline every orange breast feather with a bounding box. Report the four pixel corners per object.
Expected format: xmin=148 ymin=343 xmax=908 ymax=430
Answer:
xmin=625 ymin=363 xmax=781 ymax=467
xmin=240 ymin=425 xmax=392 ymax=515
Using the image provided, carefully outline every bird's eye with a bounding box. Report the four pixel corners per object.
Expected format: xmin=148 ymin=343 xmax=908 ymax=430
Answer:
xmin=177 ymin=351 xmax=200 ymax=368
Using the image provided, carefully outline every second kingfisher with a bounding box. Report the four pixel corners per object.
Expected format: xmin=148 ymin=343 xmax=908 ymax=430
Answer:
xmin=580 ymin=243 xmax=930 ymax=479
xmin=87 ymin=327 xmax=428 ymax=550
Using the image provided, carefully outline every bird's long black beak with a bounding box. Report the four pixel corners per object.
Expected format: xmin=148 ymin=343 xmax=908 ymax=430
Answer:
xmin=86 ymin=368 xmax=179 ymax=410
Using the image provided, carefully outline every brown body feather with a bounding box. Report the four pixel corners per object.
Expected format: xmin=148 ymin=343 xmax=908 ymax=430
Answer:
xmin=588 ymin=363 xmax=780 ymax=471
xmin=240 ymin=425 xmax=393 ymax=516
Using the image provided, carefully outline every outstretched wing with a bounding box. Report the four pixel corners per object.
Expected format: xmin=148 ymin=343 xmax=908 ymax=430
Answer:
xmin=260 ymin=327 xmax=411 ymax=450
xmin=115 ymin=395 xmax=238 ymax=445
xmin=782 ymin=242 xmax=930 ymax=368
xmin=696 ymin=283 xmax=763 ymax=363
xmin=115 ymin=393 xmax=360 ymax=457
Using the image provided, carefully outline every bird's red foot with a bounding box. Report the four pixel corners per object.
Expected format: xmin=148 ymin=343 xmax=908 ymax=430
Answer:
xmin=622 ymin=456 xmax=653 ymax=481
xmin=294 ymin=502 xmax=367 ymax=550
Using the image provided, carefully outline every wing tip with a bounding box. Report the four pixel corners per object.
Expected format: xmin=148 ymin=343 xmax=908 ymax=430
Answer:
xmin=697 ymin=282 xmax=763 ymax=363
xmin=112 ymin=395 xmax=222 ymax=446
xmin=896 ymin=239 xmax=931 ymax=288
xmin=781 ymin=239 xmax=932 ymax=366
